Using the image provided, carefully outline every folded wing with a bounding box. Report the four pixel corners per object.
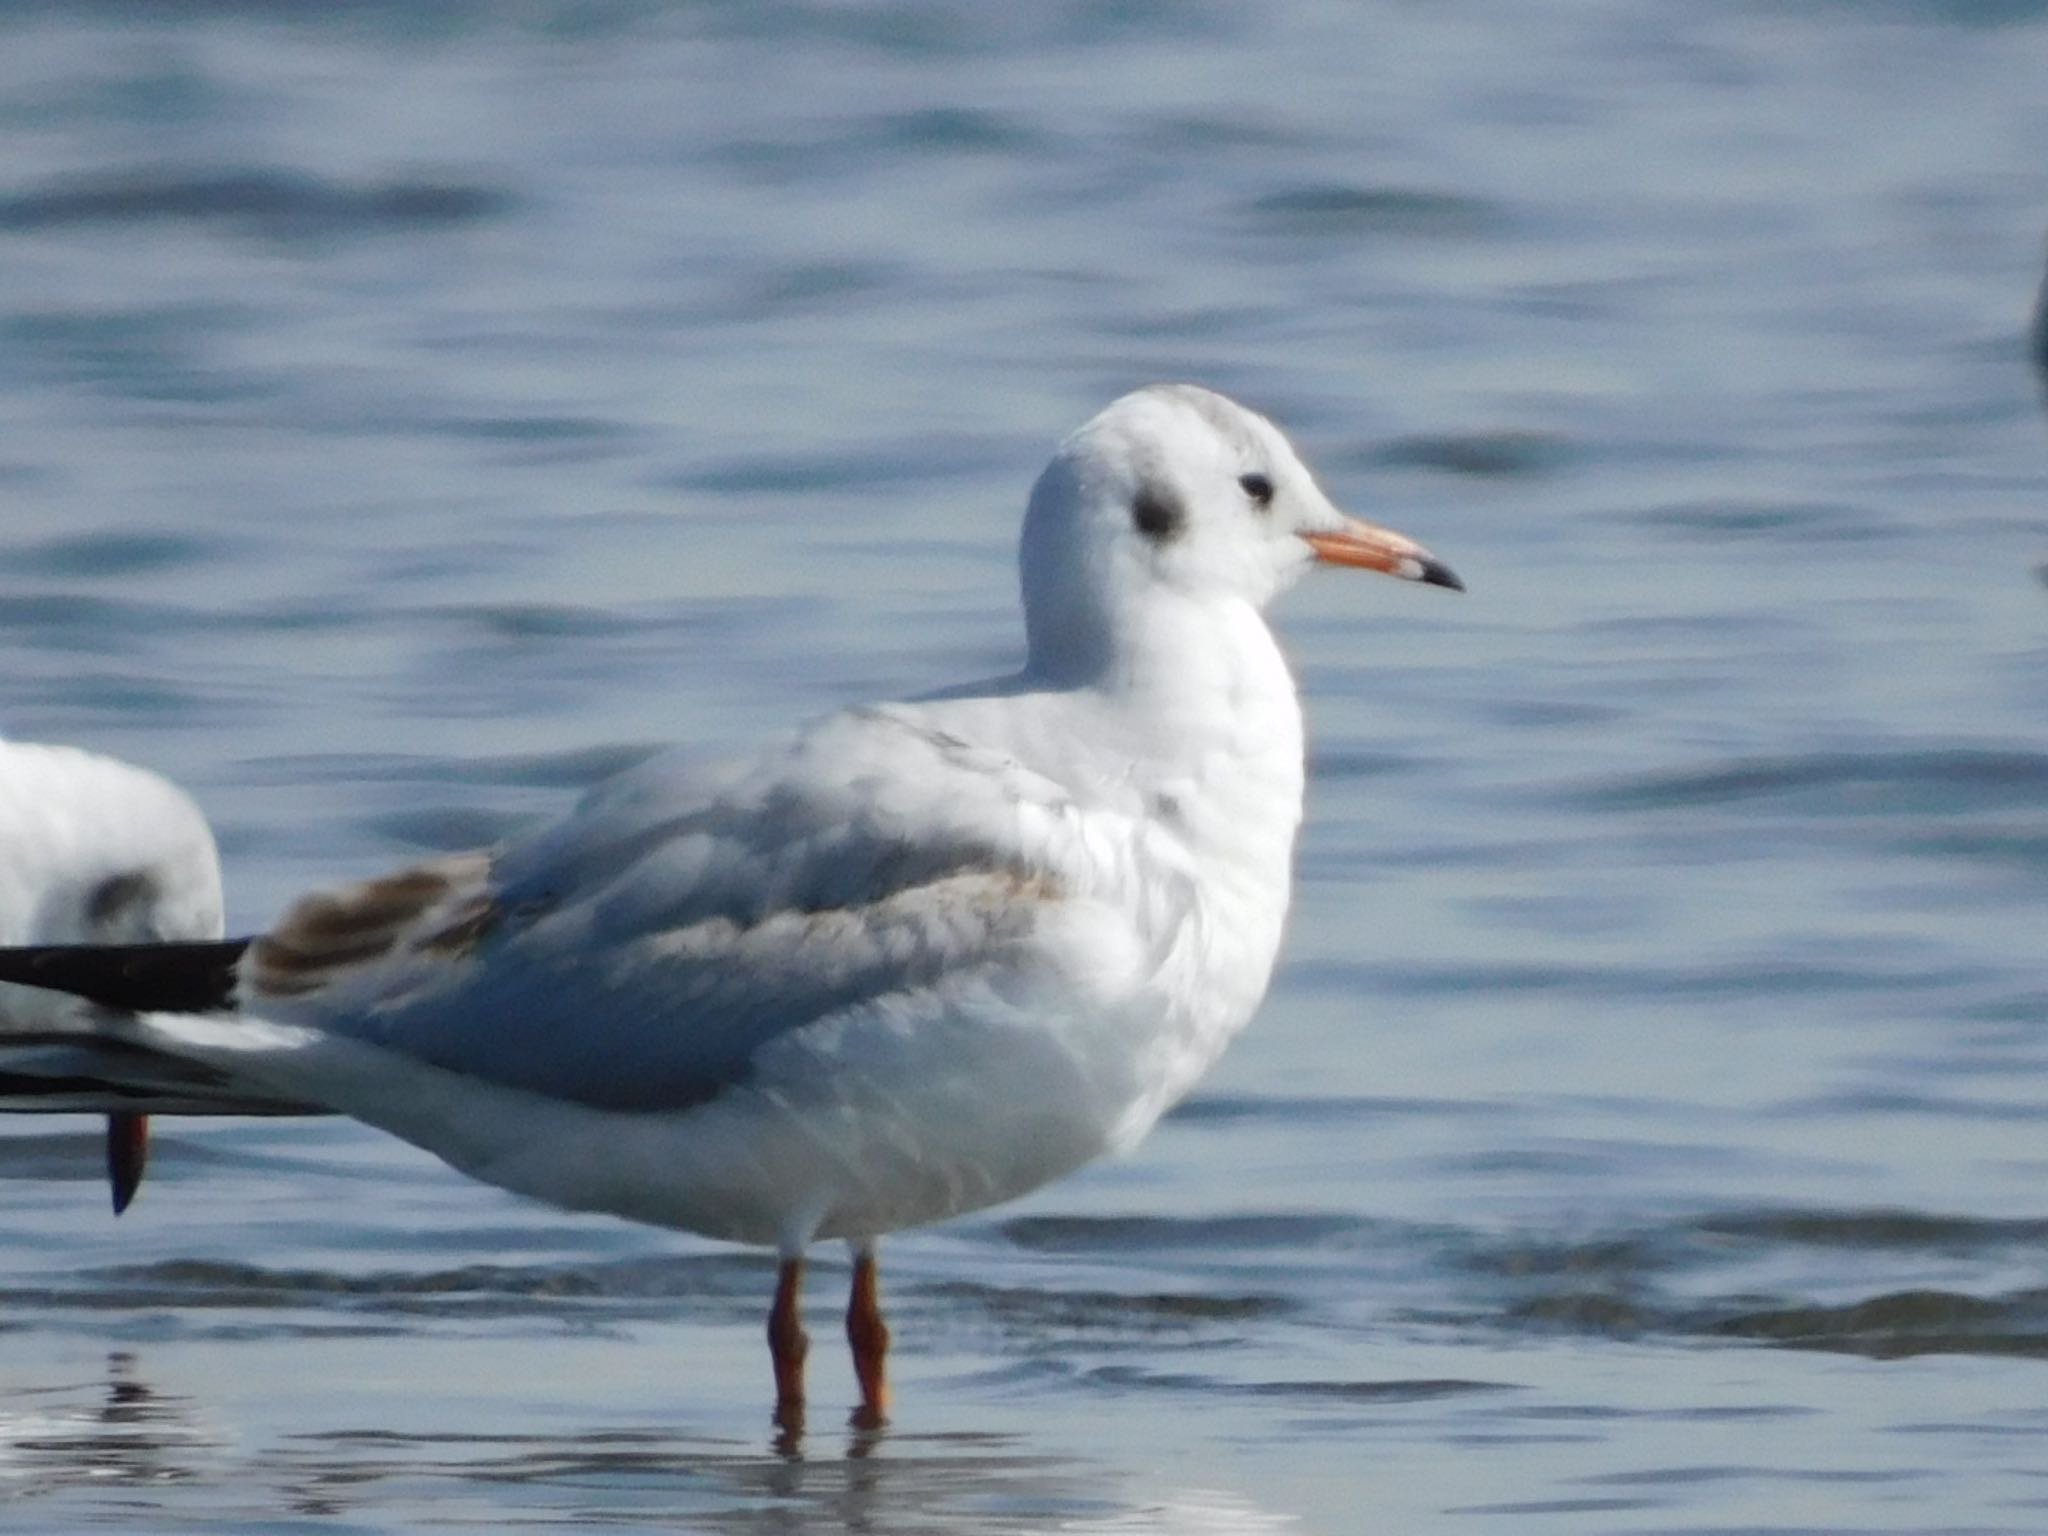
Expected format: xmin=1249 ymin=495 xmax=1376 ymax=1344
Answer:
xmin=237 ymin=707 xmax=1103 ymax=1114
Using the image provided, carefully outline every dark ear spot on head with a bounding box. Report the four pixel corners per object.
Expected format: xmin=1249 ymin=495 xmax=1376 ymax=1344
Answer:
xmin=1131 ymin=484 xmax=1185 ymax=541
xmin=86 ymin=869 xmax=158 ymax=931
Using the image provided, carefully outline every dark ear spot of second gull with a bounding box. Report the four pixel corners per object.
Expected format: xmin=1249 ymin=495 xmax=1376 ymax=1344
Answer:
xmin=85 ymin=869 xmax=159 ymax=930
xmin=1131 ymin=484 xmax=1185 ymax=541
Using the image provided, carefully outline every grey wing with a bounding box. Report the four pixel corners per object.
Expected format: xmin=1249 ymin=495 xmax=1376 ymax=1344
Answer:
xmin=249 ymin=710 xmax=1093 ymax=1111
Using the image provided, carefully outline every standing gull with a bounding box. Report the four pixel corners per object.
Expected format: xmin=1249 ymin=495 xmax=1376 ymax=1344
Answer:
xmin=0 ymin=385 xmax=1460 ymax=1429
xmin=0 ymin=739 xmax=224 ymax=1211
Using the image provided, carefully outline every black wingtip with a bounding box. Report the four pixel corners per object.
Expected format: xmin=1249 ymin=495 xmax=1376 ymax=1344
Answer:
xmin=0 ymin=938 xmax=251 ymax=1014
xmin=1418 ymin=556 xmax=1465 ymax=592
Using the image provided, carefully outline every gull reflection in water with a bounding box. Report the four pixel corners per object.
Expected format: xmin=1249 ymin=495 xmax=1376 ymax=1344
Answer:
xmin=0 ymin=1351 xmax=225 ymax=1493
xmin=2 ymin=1351 xmax=1297 ymax=1532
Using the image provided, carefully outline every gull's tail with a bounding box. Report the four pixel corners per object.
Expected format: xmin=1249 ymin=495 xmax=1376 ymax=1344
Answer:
xmin=0 ymin=938 xmax=328 ymax=1122
xmin=4 ymin=852 xmax=503 ymax=1211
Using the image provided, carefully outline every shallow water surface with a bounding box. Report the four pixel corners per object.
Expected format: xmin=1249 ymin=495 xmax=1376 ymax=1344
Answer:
xmin=3 ymin=2 xmax=2048 ymax=1532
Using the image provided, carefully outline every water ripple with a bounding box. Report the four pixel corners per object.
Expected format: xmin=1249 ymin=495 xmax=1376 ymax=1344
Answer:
xmin=0 ymin=168 xmax=514 ymax=240
xmin=1618 ymin=498 xmax=1900 ymax=543
xmin=1366 ymin=430 xmax=1575 ymax=479
xmin=8 ymin=530 xmax=225 ymax=578
xmin=1241 ymin=184 xmax=1511 ymax=240
xmin=1703 ymin=1289 xmax=2048 ymax=1360
xmin=997 ymin=1213 xmax=1374 ymax=1254
xmin=1572 ymin=748 xmax=2048 ymax=813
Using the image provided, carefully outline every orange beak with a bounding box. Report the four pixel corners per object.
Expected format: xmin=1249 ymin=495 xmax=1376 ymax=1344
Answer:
xmin=1301 ymin=516 xmax=1463 ymax=591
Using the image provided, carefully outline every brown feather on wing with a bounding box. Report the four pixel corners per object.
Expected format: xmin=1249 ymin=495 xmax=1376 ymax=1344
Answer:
xmin=248 ymin=852 xmax=498 ymax=1001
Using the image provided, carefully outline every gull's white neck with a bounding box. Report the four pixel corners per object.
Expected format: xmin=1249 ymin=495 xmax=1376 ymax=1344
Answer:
xmin=1016 ymin=588 xmax=1309 ymax=890
xmin=1121 ymin=590 xmax=1303 ymax=844
xmin=1004 ymin=586 xmax=1307 ymax=1141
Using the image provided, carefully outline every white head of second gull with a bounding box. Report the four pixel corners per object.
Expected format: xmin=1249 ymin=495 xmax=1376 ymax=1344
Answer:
xmin=0 ymin=383 xmax=1459 ymax=1430
xmin=0 ymin=740 xmax=222 ymax=951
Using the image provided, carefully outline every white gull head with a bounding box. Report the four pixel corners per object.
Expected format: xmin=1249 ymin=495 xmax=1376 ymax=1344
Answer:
xmin=1018 ymin=384 xmax=1459 ymax=684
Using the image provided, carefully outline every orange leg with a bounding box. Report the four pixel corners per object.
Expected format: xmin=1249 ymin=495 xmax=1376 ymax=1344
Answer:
xmin=846 ymin=1245 xmax=890 ymax=1429
xmin=106 ymin=1112 xmax=149 ymax=1216
xmin=768 ymin=1257 xmax=808 ymax=1432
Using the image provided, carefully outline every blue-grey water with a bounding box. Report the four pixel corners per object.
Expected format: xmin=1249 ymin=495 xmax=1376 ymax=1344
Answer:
xmin=3 ymin=3 xmax=2047 ymax=1531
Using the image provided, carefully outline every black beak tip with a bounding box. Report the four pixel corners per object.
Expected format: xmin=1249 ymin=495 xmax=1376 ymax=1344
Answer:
xmin=1418 ymin=556 xmax=1465 ymax=593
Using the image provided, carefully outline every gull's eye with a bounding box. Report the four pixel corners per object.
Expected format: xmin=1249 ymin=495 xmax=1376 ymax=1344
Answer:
xmin=1238 ymin=472 xmax=1275 ymax=510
